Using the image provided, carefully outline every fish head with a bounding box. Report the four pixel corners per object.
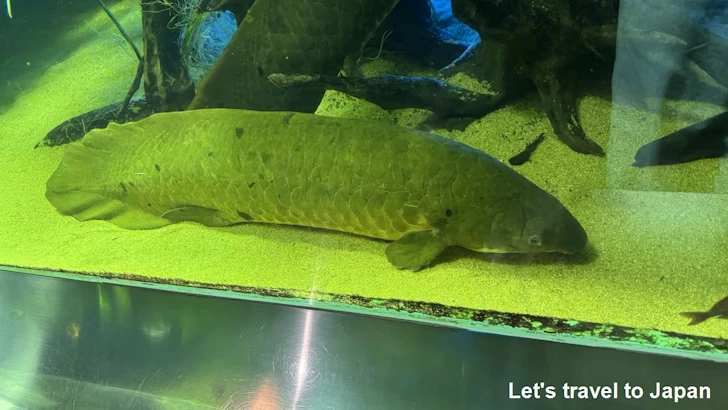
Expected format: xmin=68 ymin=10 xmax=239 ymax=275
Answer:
xmin=452 ymin=189 xmax=587 ymax=255
xmin=517 ymin=192 xmax=588 ymax=254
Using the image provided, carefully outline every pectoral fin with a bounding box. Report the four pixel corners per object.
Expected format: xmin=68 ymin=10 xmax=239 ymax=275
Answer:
xmin=385 ymin=230 xmax=449 ymax=271
xmin=161 ymin=205 xmax=237 ymax=227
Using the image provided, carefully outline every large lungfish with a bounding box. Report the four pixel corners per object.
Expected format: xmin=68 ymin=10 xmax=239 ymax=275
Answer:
xmin=46 ymin=109 xmax=587 ymax=270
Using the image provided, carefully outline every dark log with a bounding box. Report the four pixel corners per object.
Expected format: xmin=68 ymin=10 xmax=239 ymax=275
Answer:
xmin=533 ymin=71 xmax=605 ymax=156
xmin=268 ymin=73 xmax=503 ymax=118
xmin=35 ymin=101 xmax=153 ymax=148
xmin=141 ymin=0 xmax=195 ymax=113
xmin=449 ymin=0 xmax=617 ymax=156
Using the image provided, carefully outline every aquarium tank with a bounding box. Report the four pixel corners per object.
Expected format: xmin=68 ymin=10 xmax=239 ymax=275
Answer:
xmin=1 ymin=0 xmax=728 ymax=408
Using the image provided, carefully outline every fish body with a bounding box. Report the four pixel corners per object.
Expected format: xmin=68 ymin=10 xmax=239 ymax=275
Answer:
xmin=680 ymin=296 xmax=728 ymax=325
xmin=633 ymin=110 xmax=728 ymax=167
xmin=46 ymin=109 xmax=587 ymax=270
xmin=509 ymin=133 xmax=545 ymax=166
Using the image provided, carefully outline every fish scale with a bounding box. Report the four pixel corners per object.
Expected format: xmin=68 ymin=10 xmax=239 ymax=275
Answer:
xmin=52 ymin=110 xmax=434 ymax=233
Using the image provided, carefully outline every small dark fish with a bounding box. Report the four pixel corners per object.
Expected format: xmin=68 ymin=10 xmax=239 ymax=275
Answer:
xmin=680 ymin=296 xmax=728 ymax=325
xmin=509 ymin=133 xmax=545 ymax=166
xmin=633 ymin=111 xmax=728 ymax=167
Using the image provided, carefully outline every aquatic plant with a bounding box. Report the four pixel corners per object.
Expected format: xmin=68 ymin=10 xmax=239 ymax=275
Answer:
xmin=149 ymin=0 xmax=199 ymax=29
xmin=147 ymin=0 xmax=236 ymax=83
xmin=180 ymin=10 xmax=236 ymax=83
xmin=5 ymin=0 xmax=12 ymax=19
xmin=357 ymin=29 xmax=393 ymax=64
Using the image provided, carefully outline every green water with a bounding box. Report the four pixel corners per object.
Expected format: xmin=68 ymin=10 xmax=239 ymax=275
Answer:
xmin=0 ymin=0 xmax=727 ymax=360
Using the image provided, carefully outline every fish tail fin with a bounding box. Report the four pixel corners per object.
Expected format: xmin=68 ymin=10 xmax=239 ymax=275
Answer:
xmin=45 ymin=126 xmax=171 ymax=230
xmin=679 ymin=311 xmax=712 ymax=326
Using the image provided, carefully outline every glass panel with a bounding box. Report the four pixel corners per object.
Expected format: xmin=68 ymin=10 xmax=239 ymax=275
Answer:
xmin=1 ymin=0 xmax=727 ymax=405
xmin=0 ymin=269 xmax=725 ymax=409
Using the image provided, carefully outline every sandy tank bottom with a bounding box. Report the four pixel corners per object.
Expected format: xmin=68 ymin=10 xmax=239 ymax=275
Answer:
xmin=1 ymin=3 xmax=727 ymax=344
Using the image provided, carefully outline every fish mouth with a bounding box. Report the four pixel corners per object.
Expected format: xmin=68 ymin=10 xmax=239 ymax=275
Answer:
xmin=559 ymin=218 xmax=588 ymax=254
xmin=471 ymin=245 xmax=517 ymax=254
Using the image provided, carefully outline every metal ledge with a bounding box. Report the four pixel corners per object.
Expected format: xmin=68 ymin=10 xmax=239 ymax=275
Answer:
xmin=0 ymin=268 xmax=726 ymax=409
xmin=3 ymin=265 xmax=727 ymax=363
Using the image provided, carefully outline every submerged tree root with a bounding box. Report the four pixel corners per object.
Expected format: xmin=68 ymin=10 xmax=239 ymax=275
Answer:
xmin=36 ymin=100 xmax=153 ymax=148
xmin=268 ymin=72 xmax=503 ymax=119
xmin=38 ymin=0 xmax=194 ymax=148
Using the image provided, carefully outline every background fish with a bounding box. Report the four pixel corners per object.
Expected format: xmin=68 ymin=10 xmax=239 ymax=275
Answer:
xmin=46 ymin=109 xmax=587 ymax=271
xmin=509 ymin=133 xmax=546 ymax=166
xmin=633 ymin=111 xmax=728 ymax=167
xmin=680 ymin=296 xmax=728 ymax=325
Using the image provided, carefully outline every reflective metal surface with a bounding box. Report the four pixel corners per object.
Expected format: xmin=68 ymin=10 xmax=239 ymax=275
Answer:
xmin=0 ymin=269 xmax=726 ymax=410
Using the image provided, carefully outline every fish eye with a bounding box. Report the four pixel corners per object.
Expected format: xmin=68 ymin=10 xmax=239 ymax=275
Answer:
xmin=529 ymin=235 xmax=541 ymax=246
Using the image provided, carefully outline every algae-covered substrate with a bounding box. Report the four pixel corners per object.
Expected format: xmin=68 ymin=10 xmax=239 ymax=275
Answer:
xmin=1 ymin=3 xmax=727 ymax=357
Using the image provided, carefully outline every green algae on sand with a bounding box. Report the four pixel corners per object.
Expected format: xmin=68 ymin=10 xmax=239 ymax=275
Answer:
xmin=2 ymin=0 xmax=728 ymax=358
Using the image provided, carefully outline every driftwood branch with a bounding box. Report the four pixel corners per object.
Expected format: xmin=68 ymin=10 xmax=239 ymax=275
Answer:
xmin=39 ymin=0 xmax=195 ymax=148
xmin=97 ymin=0 xmax=144 ymax=119
xmin=35 ymin=101 xmax=153 ymax=148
